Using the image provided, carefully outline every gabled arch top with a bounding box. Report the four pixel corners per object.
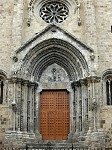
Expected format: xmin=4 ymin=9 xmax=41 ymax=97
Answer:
xmin=13 ymin=24 xmax=94 ymax=81
xmin=16 ymin=24 xmax=94 ymax=56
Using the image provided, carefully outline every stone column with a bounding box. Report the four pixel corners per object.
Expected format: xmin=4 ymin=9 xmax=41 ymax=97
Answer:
xmin=29 ymin=82 xmax=35 ymax=133
xmin=93 ymin=77 xmax=101 ymax=130
xmin=11 ymin=78 xmax=17 ymax=131
xmin=20 ymin=83 xmax=24 ymax=131
xmin=22 ymin=80 xmax=29 ymax=132
xmin=0 ymin=80 xmax=1 ymax=103
xmin=7 ymin=79 xmax=14 ymax=131
xmin=71 ymin=82 xmax=76 ymax=132
xmin=3 ymin=80 xmax=9 ymax=105
xmin=86 ymin=77 xmax=94 ymax=130
xmin=80 ymin=79 xmax=87 ymax=133
xmin=27 ymin=83 xmax=31 ymax=133
xmin=16 ymin=78 xmax=22 ymax=131
xmin=79 ymin=84 xmax=82 ymax=132
xmin=34 ymin=83 xmax=38 ymax=133
xmin=27 ymin=82 xmax=37 ymax=133
xmin=75 ymin=81 xmax=81 ymax=133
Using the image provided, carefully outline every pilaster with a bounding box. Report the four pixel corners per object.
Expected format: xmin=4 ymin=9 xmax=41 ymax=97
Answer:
xmin=11 ymin=77 xmax=17 ymax=131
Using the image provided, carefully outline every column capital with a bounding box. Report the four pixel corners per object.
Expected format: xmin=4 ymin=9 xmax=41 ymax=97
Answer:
xmin=71 ymin=79 xmax=87 ymax=88
xmin=86 ymin=76 xmax=101 ymax=83
xmin=79 ymin=79 xmax=88 ymax=86
xmin=17 ymin=78 xmax=23 ymax=83
xmin=29 ymin=82 xmax=38 ymax=88
xmin=23 ymin=80 xmax=29 ymax=86
xmin=8 ymin=77 xmax=21 ymax=84
xmin=11 ymin=77 xmax=18 ymax=83
xmin=71 ymin=81 xmax=79 ymax=89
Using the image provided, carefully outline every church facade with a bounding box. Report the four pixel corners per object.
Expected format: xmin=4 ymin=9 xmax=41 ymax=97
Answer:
xmin=0 ymin=0 xmax=112 ymax=149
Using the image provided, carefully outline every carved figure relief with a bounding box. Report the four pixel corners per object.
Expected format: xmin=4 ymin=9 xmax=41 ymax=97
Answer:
xmin=40 ymin=64 xmax=69 ymax=82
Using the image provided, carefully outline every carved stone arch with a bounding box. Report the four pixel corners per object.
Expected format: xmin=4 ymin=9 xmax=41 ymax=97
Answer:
xmin=0 ymin=70 xmax=7 ymax=104
xmin=101 ymin=69 xmax=112 ymax=105
xmin=102 ymin=69 xmax=112 ymax=80
xmin=29 ymin=47 xmax=78 ymax=81
xmin=0 ymin=69 xmax=7 ymax=79
xmin=32 ymin=55 xmax=77 ymax=81
xmin=20 ymin=38 xmax=89 ymax=81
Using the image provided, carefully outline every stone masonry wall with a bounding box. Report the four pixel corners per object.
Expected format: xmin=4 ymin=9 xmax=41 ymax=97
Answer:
xmin=0 ymin=0 xmax=14 ymax=75
xmin=0 ymin=105 xmax=9 ymax=144
xmin=95 ymin=0 xmax=112 ymax=75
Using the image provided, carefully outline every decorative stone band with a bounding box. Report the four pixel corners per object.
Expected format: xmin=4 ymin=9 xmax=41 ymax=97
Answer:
xmin=8 ymin=77 xmax=38 ymax=88
xmin=71 ymin=76 xmax=101 ymax=88
xmin=85 ymin=76 xmax=101 ymax=84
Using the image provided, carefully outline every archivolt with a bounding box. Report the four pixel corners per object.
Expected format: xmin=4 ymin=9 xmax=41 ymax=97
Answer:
xmin=0 ymin=69 xmax=7 ymax=79
xmin=102 ymin=69 xmax=112 ymax=80
xmin=20 ymin=38 xmax=89 ymax=81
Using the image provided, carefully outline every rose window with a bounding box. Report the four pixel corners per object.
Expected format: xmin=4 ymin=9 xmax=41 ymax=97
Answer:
xmin=40 ymin=2 xmax=69 ymax=23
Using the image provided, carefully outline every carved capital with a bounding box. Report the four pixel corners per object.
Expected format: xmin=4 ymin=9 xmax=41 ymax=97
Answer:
xmin=11 ymin=77 xmax=18 ymax=83
xmin=79 ymin=79 xmax=87 ymax=86
xmin=23 ymin=80 xmax=29 ymax=86
xmin=86 ymin=76 xmax=101 ymax=83
xmin=29 ymin=82 xmax=35 ymax=87
xmin=29 ymin=82 xmax=38 ymax=89
xmin=17 ymin=78 xmax=22 ymax=83
xmin=73 ymin=81 xmax=81 ymax=87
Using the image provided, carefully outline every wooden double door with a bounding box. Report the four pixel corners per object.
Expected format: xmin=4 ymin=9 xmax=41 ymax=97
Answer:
xmin=40 ymin=90 xmax=70 ymax=140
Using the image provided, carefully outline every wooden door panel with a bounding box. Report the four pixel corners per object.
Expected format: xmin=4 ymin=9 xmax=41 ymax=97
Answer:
xmin=40 ymin=90 xmax=70 ymax=140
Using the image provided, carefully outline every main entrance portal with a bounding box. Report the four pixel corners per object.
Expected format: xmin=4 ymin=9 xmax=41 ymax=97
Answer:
xmin=40 ymin=90 xmax=70 ymax=140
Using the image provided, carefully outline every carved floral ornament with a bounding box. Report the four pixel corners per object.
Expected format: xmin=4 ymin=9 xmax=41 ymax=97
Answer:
xmin=39 ymin=2 xmax=69 ymax=23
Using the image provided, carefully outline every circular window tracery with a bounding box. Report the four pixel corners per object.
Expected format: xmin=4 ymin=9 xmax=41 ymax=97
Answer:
xmin=40 ymin=2 xmax=69 ymax=23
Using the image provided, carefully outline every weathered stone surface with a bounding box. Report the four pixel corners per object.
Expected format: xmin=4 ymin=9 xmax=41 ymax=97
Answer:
xmin=0 ymin=105 xmax=9 ymax=148
xmin=0 ymin=0 xmax=112 ymax=148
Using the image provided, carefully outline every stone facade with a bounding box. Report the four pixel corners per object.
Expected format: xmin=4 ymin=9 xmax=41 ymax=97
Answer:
xmin=0 ymin=0 xmax=112 ymax=149
xmin=0 ymin=106 xmax=9 ymax=144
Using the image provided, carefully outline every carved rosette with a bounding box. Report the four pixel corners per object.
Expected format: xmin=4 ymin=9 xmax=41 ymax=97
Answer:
xmin=40 ymin=2 xmax=69 ymax=23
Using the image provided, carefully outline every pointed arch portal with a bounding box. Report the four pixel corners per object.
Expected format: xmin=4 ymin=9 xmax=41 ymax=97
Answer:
xmin=14 ymin=25 xmax=94 ymax=141
xmin=21 ymin=38 xmax=89 ymax=81
xmin=16 ymin=38 xmax=90 ymax=140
